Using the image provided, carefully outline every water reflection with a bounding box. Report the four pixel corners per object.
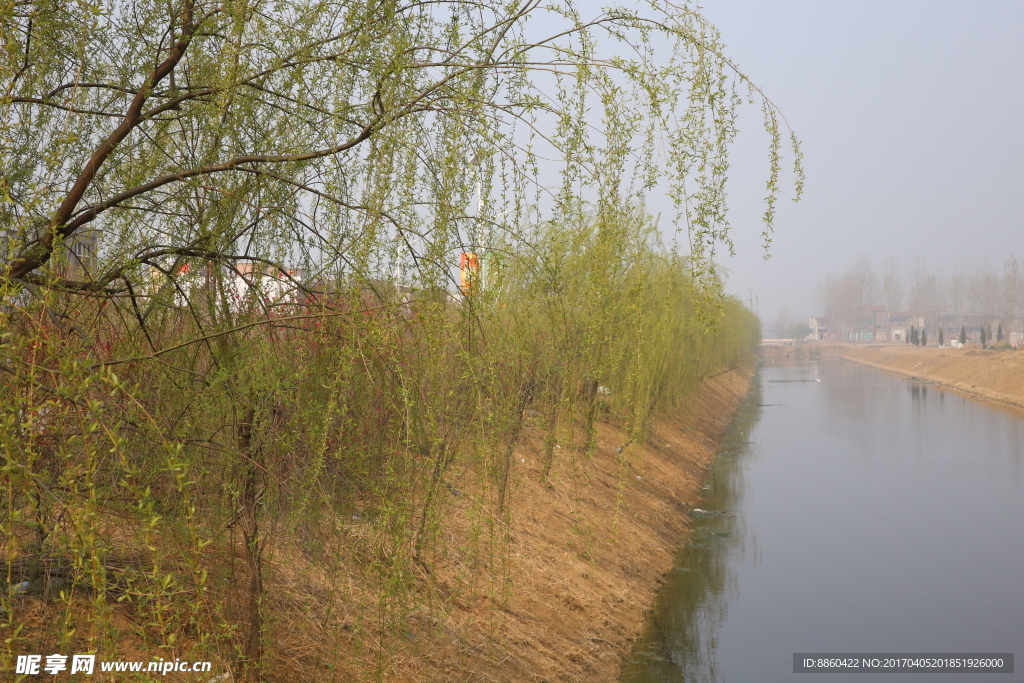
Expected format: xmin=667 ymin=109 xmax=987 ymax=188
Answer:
xmin=620 ymin=379 xmax=764 ymax=683
xmin=621 ymin=358 xmax=1024 ymax=683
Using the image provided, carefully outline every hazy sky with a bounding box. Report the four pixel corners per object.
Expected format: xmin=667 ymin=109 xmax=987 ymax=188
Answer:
xmin=687 ymin=0 xmax=1024 ymax=325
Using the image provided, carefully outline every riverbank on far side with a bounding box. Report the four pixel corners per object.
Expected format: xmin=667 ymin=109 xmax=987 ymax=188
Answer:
xmin=791 ymin=344 xmax=1024 ymax=411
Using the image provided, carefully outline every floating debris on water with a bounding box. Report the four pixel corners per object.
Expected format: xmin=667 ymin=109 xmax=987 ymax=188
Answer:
xmin=692 ymin=508 xmax=726 ymax=517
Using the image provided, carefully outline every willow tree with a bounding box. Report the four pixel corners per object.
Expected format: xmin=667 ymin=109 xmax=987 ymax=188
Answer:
xmin=1 ymin=0 xmax=798 ymax=677
xmin=2 ymin=0 xmax=800 ymax=298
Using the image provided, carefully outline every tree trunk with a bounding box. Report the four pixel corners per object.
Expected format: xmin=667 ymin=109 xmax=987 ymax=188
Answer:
xmin=238 ymin=406 xmax=263 ymax=681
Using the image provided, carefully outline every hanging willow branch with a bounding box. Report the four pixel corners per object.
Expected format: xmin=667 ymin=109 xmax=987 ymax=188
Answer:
xmin=2 ymin=0 xmax=800 ymax=297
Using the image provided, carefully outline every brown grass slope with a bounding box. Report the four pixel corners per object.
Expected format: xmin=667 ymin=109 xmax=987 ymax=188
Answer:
xmin=5 ymin=363 xmax=755 ymax=683
xmin=377 ymin=362 xmax=756 ymax=682
xmin=821 ymin=344 xmax=1024 ymax=410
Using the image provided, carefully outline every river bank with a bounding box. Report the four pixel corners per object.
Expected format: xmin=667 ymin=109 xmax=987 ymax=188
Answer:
xmin=7 ymin=362 xmax=756 ymax=683
xmin=776 ymin=344 xmax=1024 ymax=410
xmin=621 ymin=356 xmax=1024 ymax=682
xmin=392 ymin=360 xmax=758 ymax=682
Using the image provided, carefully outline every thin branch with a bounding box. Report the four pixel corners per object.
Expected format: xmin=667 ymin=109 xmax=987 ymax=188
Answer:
xmin=89 ymin=300 xmax=412 ymax=370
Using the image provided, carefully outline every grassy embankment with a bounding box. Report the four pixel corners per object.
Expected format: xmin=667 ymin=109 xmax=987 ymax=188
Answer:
xmin=2 ymin=209 xmax=759 ymax=682
xmin=379 ymin=362 xmax=756 ymax=681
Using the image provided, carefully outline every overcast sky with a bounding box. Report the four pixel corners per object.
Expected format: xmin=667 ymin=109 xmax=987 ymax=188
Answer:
xmin=684 ymin=0 xmax=1024 ymax=326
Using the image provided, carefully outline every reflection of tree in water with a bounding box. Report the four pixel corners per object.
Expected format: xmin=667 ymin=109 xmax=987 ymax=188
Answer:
xmin=822 ymin=358 xmax=871 ymax=422
xmin=620 ymin=376 xmax=764 ymax=683
xmin=820 ymin=359 xmax=910 ymax=462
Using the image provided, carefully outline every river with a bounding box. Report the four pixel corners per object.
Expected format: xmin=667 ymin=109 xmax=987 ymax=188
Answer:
xmin=620 ymin=357 xmax=1024 ymax=682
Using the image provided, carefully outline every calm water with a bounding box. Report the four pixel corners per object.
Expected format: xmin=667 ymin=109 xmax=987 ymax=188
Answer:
xmin=621 ymin=357 xmax=1024 ymax=682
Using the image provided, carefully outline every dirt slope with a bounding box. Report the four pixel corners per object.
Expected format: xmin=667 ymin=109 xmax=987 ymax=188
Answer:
xmin=398 ymin=363 xmax=757 ymax=682
xmin=820 ymin=344 xmax=1024 ymax=410
xmin=6 ymin=364 xmax=756 ymax=683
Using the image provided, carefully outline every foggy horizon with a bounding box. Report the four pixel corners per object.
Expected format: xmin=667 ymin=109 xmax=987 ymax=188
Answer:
xmin=686 ymin=0 xmax=1024 ymax=329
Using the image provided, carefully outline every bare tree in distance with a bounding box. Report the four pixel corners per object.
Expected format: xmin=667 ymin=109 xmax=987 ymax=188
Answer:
xmin=881 ymin=256 xmax=903 ymax=313
xmin=816 ymin=255 xmax=1024 ymax=344
xmin=1003 ymin=256 xmax=1022 ymax=332
xmin=947 ymin=268 xmax=969 ymax=329
xmin=968 ymin=262 xmax=1001 ymax=321
xmin=907 ymin=257 xmax=940 ymax=323
xmin=818 ymin=255 xmax=874 ymax=342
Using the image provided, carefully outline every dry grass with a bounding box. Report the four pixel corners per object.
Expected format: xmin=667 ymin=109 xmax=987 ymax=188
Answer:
xmin=4 ymin=362 xmax=754 ymax=682
xmin=818 ymin=343 xmax=1024 ymax=410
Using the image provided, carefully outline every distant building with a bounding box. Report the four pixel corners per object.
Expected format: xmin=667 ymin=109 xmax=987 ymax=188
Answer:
xmin=0 ymin=227 xmax=101 ymax=282
xmin=867 ymin=306 xmax=890 ymax=342
xmin=887 ymin=312 xmax=923 ymax=343
xmin=808 ymin=315 xmax=828 ymax=341
xmin=63 ymin=229 xmax=101 ymax=280
xmin=229 ymin=262 xmax=303 ymax=311
xmin=811 ymin=309 xmax=929 ymax=344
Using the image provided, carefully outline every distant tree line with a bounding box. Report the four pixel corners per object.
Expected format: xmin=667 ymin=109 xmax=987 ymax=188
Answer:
xmin=818 ymin=256 xmax=1022 ymax=344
